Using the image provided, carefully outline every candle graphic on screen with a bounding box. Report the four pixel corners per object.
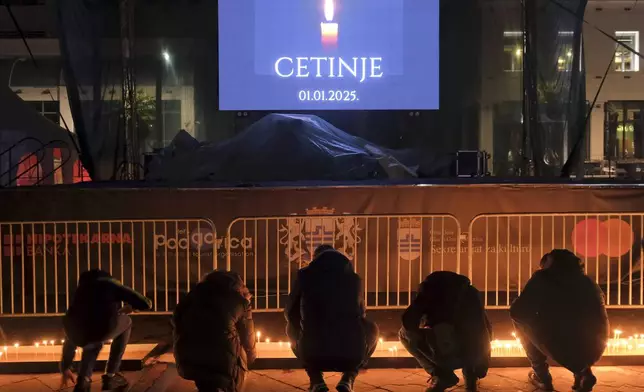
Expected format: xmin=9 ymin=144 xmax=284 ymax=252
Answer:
xmin=321 ymin=0 xmax=338 ymax=47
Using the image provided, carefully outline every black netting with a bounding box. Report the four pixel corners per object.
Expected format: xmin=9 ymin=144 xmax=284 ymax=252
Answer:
xmin=52 ymin=0 xmax=608 ymax=181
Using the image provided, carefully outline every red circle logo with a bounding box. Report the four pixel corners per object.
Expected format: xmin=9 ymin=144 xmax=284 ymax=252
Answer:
xmin=572 ymin=218 xmax=633 ymax=258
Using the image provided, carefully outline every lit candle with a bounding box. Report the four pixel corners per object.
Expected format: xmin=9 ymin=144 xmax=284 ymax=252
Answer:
xmin=320 ymin=0 xmax=338 ymax=47
xmin=614 ymin=329 xmax=622 ymax=340
xmin=35 ymin=342 xmax=39 ymax=359
xmin=13 ymin=343 xmax=18 ymax=360
xmin=265 ymin=338 xmax=271 ymax=344
xmin=256 ymin=331 xmax=261 ymax=343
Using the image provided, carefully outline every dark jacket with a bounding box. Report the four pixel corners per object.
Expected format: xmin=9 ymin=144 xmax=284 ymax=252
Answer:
xmin=172 ymin=272 xmax=256 ymax=383
xmin=402 ymin=272 xmax=492 ymax=373
xmin=64 ymin=270 xmax=151 ymax=347
xmin=510 ymin=258 xmax=608 ymax=371
xmin=285 ymin=250 xmax=367 ymax=370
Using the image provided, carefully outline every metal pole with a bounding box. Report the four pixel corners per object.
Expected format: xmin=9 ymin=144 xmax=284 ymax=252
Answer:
xmin=7 ymin=58 xmax=25 ymax=88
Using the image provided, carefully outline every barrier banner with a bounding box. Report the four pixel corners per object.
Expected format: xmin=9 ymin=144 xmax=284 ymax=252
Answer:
xmin=1 ymin=184 xmax=644 ymax=313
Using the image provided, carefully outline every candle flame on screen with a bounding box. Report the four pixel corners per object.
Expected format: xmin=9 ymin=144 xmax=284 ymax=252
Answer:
xmin=324 ymin=0 xmax=335 ymax=22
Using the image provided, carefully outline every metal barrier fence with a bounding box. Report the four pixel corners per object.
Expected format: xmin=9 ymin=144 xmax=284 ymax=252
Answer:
xmin=1 ymin=213 xmax=643 ymax=316
xmin=226 ymin=215 xmax=462 ymax=311
xmin=0 ymin=219 xmax=216 ymax=316
xmin=468 ymin=213 xmax=644 ymax=309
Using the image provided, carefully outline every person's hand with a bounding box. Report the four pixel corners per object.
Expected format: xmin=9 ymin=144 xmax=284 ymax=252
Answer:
xmin=59 ymin=369 xmax=76 ymax=390
xmin=119 ymin=305 xmax=133 ymax=315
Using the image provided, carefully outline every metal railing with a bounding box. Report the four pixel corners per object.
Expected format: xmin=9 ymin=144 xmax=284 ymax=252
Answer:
xmin=226 ymin=215 xmax=462 ymax=312
xmin=0 ymin=138 xmax=72 ymax=187
xmin=0 ymin=219 xmax=216 ymax=316
xmin=1 ymin=213 xmax=643 ymax=316
xmin=468 ymin=213 xmax=644 ymax=309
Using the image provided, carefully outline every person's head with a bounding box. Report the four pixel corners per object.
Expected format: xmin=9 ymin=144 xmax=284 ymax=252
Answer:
xmin=313 ymin=244 xmax=335 ymax=259
xmin=78 ymin=269 xmax=111 ymax=286
xmin=201 ymin=270 xmax=252 ymax=301
xmin=540 ymin=249 xmax=583 ymax=273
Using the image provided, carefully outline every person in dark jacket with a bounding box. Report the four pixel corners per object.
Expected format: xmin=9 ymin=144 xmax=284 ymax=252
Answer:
xmin=511 ymin=249 xmax=608 ymax=392
xmin=399 ymin=271 xmax=492 ymax=392
xmin=285 ymin=245 xmax=379 ymax=392
xmin=172 ymin=270 xmax=256 ymax=392
xmin=59 ymin=269 xmax=152 ymax=392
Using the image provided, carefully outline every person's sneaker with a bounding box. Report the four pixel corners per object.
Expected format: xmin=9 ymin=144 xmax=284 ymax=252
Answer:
xmin=336 ymin=376 xmax=355 ymax=392
xmin=308 ymin=382 xmax=329 ymax=392
xmin=573 ymin=369 xmax=597 ymax=392
xmin=73 ymin=382 xmax=90 ymax=392
xmin=528 ymin=370 xmax=554 ymax=391
xmin=464 ymin=375 xmax=478 ymax=391
xmin=425 ymin=374 xmax=459 ymax=392
xmin=102 ymin=373 xmax=129 ymax=391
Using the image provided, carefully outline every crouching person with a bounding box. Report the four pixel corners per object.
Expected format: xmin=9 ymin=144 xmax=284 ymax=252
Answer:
xmin=173 ymin=271 xmax=256 ymax=392
xmin=511 ymin=249 xmax=608 ymax=392
xmin=286 ymin=245 xmax=378 ymax=392
xmin=60 ymin=270 xmax=152 ymax=392
xmin=399 ymin=271 xmax=491 ymax=392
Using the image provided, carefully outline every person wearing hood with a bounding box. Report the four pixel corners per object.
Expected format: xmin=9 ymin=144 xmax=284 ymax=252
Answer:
xmin=399 ymin=271 xmax=492 ymax=392
xmin=285 ymin=245 xmax=379 ymax=392
xmin=172 ymin=270 xmax=256 ymax=392
xmin=59 ymin=269 xmax=152 ymax=392
xmin=511 ymin=249 xmax=608 ymax=392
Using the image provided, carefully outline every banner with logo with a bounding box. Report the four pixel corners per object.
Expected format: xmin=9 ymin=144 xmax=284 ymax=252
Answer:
xmin=1 ymin=184 xmax=644 ymax=312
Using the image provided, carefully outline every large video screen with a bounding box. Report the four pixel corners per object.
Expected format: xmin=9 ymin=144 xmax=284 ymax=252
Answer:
xmin=218 ymin=0 xmax=440 ymax=111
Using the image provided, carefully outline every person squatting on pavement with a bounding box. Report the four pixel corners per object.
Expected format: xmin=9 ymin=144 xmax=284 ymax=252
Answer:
xmin=173 ymin=270 xmax=257 ymax=392
xmin=285 ymin=245 xmax=379 ymax=392
xmin=59 ymin=269 xmax=152 ymax=392
xmin=399 ymin=271 xmax=492 ymax=392
xmin=511 ymin=249 xmax=609 ymax=392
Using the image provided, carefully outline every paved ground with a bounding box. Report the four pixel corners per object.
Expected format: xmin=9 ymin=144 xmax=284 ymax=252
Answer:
xmin=2 ymin=366 xmax=644 ymax=392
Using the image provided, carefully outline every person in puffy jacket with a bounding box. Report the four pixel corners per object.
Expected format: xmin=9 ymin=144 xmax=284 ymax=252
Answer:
xmin=59 ymin=269 xmax=152 ymax=392
xmin=511 ymin=249 xmax=608 ymax=392
xmin=285 ymin=245 xmax=379 ymax=392
xmin=173 ymin=270 xmax=256 ymax=392
xmin=399 ymin=271 xmax=492 ymax=392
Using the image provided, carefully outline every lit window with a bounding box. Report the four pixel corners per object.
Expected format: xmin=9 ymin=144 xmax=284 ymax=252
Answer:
xmin=615 ymin=31 xmax=640 ymax=72
xmin=25 ymin=100 xmax=60 ymax=125
xmin=503 ymin=31 xmax=523 ymax=72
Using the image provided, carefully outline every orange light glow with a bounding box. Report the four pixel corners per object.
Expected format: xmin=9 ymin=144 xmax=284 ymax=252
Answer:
xmin=321 ymin=0 xmax=338 ymax=47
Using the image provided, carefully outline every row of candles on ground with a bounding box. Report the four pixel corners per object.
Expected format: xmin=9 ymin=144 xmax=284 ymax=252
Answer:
xmin=0 ymin=339 xmax=113 ymax=360
xmin=254 ymin=329 xmax=644 ymax=357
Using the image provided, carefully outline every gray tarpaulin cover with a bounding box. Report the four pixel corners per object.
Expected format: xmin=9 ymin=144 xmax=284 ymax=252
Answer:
xmin=146 ymin=114 xmax=416 ymax=183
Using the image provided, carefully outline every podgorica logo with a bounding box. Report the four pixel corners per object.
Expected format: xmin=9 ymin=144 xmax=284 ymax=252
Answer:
xmin=153 ymin=224 xmax=253 ymax=253
xmin=154 ymin=226 xmax=217 ymax=251
xmin=571 ymin=218 xmax=634 ymax=258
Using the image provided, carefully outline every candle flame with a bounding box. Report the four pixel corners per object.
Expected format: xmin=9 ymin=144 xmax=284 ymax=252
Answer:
xmin=324 ymin=0 xmax=335 ymax=22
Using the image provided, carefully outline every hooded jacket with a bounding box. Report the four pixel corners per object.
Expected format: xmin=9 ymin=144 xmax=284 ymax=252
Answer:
xmin=402 ymin=271 xmax=492 ymax=373
xmin=63 ymin=270 xmax=151 ymax=347
xmin=285 ymin=250 xmax=367 ymax=370
xmin=510 ymin=250 xmax=609 ymax=371
xmin=172 ymin=271 xmax=256 ymax=382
